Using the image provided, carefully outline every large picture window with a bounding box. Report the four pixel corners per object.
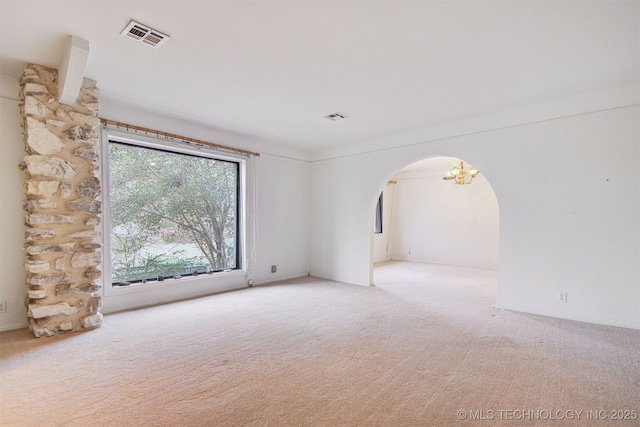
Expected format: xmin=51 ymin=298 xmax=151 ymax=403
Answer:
xmin=107 ymin=139 xmax=241 ymax=286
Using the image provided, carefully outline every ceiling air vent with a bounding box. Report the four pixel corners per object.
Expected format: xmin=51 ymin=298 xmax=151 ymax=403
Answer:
xmin=121 ymin=20 xmax=170 ymax=48
xmin=324 ymin=112 xmax=349 ymax=121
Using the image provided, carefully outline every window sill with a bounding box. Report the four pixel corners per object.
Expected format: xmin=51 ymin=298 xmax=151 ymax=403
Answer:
xmin=104 ymin=269 xmax=247 ymax=297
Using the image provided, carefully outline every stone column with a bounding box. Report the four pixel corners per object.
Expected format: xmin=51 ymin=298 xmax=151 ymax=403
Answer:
xmin=20 ymin=64 xmax=103 ymax=337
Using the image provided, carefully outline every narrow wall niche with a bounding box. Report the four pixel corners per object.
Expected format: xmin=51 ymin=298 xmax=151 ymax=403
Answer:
xmin=20 ymin=64 xmax=103 ymax=337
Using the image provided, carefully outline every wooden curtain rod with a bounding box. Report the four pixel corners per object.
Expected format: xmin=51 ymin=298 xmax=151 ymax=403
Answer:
xmin=99 ymin=118 xmax=261 ymax=157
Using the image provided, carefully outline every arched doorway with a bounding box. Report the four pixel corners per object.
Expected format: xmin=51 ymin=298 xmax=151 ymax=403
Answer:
xmin=370 ymin=156 xmax=499 ymax=293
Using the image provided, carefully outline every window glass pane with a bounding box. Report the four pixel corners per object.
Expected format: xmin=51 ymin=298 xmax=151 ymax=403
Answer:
xmin=374 ymin=193 xmax=383 ymax=234
xmin=108 ymin=141 xmax=239 ymax=284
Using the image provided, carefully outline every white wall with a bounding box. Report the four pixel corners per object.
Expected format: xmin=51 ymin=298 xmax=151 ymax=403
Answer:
xmin=310 ymin=87 xmax=639 ymax=329
xmin=250 ymin=153 xmax=310 ymax=284
xmin=0 ymin=76 xmax=27 ymax=331
xmin=388 ymin=157 xmax=499 ymax=269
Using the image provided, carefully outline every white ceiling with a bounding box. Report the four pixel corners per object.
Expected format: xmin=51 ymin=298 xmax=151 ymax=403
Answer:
xmin=1 ymin=1 xmax=638 ymax=153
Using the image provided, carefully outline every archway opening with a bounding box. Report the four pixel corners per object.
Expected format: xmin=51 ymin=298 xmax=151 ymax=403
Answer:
xmin=370 ymin=156 xmax=499 ymax=302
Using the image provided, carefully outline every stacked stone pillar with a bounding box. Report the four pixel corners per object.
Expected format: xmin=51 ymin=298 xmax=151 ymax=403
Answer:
xmin=20 ymin=64 xmax=103 ymax=337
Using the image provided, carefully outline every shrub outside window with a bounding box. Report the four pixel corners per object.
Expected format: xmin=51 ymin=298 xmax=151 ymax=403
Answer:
xmin=107 ymin=140 xmax=241 ymax=286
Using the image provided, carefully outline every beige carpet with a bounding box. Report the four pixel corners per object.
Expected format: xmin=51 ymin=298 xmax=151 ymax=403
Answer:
xmin=1 ymin=261 xmax=638 ymax=426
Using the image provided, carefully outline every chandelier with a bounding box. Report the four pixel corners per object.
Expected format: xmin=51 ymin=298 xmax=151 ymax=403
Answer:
xmin=442 ymin=161 xmax=480 ymax=185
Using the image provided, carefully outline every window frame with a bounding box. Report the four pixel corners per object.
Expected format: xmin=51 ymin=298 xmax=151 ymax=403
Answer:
xmin=101 ymin=128 xmax=247 ymax=297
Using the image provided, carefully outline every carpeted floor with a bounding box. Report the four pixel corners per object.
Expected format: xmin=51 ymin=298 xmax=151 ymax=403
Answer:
xmin=1 ymin=261 xmax=638 ymax=426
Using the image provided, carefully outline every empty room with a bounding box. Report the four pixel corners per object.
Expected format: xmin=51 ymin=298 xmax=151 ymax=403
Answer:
xmin=0 ymin=1 xmax=638 ymax=425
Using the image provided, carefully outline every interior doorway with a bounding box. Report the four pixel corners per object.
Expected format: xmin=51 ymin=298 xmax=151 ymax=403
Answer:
xmin=371 ymin=156 xmax=499 ymax=289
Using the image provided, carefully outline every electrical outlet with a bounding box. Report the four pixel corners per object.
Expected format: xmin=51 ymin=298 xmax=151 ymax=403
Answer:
xmin=0 ymin=300 xmax=6 ymax=313
xmin=558 ymin=292 xmax=568 ymax=303
xmin=271 ymin=265 xmax=277 ymax=273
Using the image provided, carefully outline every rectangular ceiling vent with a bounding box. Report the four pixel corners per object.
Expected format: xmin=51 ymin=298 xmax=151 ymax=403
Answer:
xmin=121 ymin=20 xmax=170 ymax=48
xmin=324 ymin=112 xmax=349 ymax=121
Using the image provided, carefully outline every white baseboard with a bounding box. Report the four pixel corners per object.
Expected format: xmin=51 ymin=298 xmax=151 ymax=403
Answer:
xmin=0 ymin=321 xmax=27 ymax=333
xmin=253 ymin=273 xmax=310 ymax=286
